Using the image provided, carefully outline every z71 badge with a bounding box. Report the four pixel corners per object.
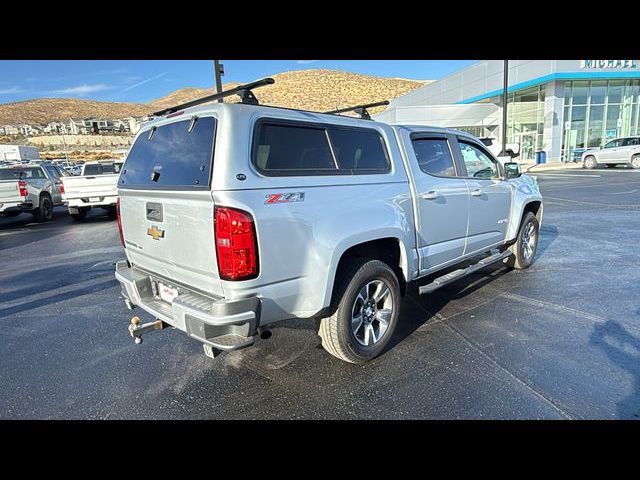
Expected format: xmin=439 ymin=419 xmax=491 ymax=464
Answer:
xmin=265 ymin=192 xmax=305 ymax=204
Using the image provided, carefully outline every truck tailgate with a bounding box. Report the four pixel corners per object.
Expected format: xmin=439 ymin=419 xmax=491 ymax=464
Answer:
xmin=119 ymin=189 xmax=223 ymax=297
xmin=61 ymin=174 xmax=119 ymax=201
xmin=0 ymin=180 xmax=21 ymax=207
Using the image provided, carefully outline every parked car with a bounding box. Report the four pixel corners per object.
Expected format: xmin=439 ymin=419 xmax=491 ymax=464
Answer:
xmin=0 ymin=163 xmax=67 ymax=221
xmin=60 ymin=161 xmax=123 ymax=220
xmin=114 ymin=80 xmax=543 ymax=364
xmin=582 ymin=136 xmax=640 ymax=169
xmin=479 ymin=136 xmax=520 ymax=159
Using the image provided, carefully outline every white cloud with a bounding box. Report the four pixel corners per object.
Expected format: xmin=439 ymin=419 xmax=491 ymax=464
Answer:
xmin=0 ymin=86 xmax=25 ymax=94
xmin=296 ymin=60 xmax=318 ymax=64
xmin=121 ymin=72 xmax=168 ymax=92
xmin=50 ymin=84 xmax=113 ymax=96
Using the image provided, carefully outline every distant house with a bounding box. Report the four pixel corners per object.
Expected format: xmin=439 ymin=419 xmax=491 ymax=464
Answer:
xmin=68 ymin=118 xmax=118 ymax=135
xmin=0 ymin=125 xmax=20 ymax=136
xmin=17 ymin=124 xmax=43 ymax=136
xmin=43 ymin=121 xmax=69 ymax=135
xmin=127 ymin=116 xmax=153 ymax=135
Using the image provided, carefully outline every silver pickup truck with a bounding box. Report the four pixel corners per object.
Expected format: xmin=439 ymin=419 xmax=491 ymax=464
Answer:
xmin=0 ymin=163 xmax=68 ymax=221
xmin=115 ymin=79 xmax=543 ymax=364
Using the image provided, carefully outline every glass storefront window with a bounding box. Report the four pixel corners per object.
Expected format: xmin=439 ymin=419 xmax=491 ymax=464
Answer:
xmin=561 ymin=79 xmax=640 ymax=159
xmin=572 ymin=81 xmax=589 ymax=105
xmin=506 ymin=85 xmax=545 ymax=161
xmin=590 ymin=81 xmax=607 ymax=104
xmin=587 ymin=105 xmax=604 ymax=147
xmin=607 ymin=81 xmax=625 ymax=104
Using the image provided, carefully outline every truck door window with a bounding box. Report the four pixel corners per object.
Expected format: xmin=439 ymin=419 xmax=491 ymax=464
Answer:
xmin=44 ymin=165 xmax=60 ymax=179
xmin=411 ymin=138 xmax=456 ymax=177
xmin=458 ymin=141 xmax=499 ymax=179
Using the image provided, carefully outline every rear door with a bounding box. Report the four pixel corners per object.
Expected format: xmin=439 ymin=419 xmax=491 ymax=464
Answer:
xmin=117 ymin=115 xmax=222 ymax=296
xmin=406 ymin=133 xmax=470 ymax=272
xmin=454 ymin=137 xmax=512 ymax=255
xmin=42 ymin=164 xmax=64 ymax=204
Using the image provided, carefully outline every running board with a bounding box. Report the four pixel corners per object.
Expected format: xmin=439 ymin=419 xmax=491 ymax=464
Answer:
xmin=418 ymin=250 xmax=513 ymax=295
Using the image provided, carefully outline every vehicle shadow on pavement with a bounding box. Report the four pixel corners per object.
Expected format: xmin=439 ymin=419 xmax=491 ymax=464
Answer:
xmin=589 ymin=320 xmax=640 ymax=419
xmin=386 ymin=263 xmax=511 ymax=353
xmin=536 ymin=224 xmax=558 ymax=259
xmin=0 ymin=279 xmax=118 ymax=319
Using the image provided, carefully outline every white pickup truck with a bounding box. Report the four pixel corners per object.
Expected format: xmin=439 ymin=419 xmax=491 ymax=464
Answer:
xmin=61 ymin=161 xmax=123 ymax=220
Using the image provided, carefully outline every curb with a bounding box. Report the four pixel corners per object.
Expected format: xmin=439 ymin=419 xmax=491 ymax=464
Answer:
xmin=522 ymin=162 xmax=583 ymax=173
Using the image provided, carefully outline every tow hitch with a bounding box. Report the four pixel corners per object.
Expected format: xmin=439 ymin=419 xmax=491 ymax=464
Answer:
xmin=128 ymin=316 xmax=165 ymax=344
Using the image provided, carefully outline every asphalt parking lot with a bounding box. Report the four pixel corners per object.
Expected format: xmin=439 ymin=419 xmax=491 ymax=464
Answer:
xmin=1 ymin=167 xmax=639 ymax=419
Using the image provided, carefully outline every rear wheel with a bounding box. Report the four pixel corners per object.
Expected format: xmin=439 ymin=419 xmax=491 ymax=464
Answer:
xmin=319 ymin=258 xmax=400 ymax=364
xmin=631 ymin=155 xmax=640 ymax=169
xmin=505 ymin=212 xmax=539 ymax=269
xmin=583 ymin=156 xmax=597 ymax=169
xmin=70 ymin=207 xmax=89 ymax=221
xmin=32 ymin=195 xmax=53 ymax=222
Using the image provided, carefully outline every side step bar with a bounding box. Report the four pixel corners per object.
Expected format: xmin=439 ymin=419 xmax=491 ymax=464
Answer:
xmin=418 ymin=250 xmax=512 ymax=295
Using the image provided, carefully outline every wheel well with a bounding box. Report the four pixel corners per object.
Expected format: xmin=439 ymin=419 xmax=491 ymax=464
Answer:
xmin=336 ymin=238 xmax=406 ymax=295
xmin=40 ymin=191 xmax=51 ymax=200
xmin=523 ymin=201 xmax=542 ymax=223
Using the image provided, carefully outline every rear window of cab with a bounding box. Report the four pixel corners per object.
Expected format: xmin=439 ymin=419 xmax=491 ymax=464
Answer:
xmin=252 ymin=120 xmax=391 ymax=176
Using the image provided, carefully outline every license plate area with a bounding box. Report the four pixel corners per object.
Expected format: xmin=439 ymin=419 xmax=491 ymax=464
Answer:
xmin=89 ymin=197 xmax=101 ymax=202
xmin=152 ymin=280 xmax=179 ymax=304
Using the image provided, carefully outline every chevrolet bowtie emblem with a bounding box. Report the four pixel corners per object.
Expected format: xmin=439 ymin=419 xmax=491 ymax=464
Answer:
xmin=147 ymin=225 xmax=165 ymax=240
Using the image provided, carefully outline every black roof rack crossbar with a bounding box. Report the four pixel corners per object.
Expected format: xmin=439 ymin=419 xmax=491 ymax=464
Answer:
xmin=323 ymin=100 xmax=389 ymax=120
xmin=152 ymin=77 xmax=275 ymax=116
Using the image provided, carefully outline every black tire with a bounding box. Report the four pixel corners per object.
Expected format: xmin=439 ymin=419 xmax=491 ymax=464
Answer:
xmin=583 ymin=156 xmax=597 ymax=169
xmin=631 ymin=155 xmax=640 ymax=169
xmin=318 ymin=258 xmax=400 ymax=364
xmin=32 ymin=195 xmax=53 ymax=222
xmin=70 ymin=207 xmax=89 ymax=221
xmin=505 ymin=212 xmax=539 ymax=269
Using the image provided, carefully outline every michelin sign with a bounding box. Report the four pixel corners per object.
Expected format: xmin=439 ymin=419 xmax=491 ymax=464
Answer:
xmin=581 ymin=60 xmax=637 ymax=69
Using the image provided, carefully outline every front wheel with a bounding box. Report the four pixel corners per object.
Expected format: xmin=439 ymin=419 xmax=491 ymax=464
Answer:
xmin=506 ymin=212 xmax=539 ymax=269
xmin=319 ymin=258 xmax=400 ymax=364
xmin=631 ymin=155 xmax=640 ymax=169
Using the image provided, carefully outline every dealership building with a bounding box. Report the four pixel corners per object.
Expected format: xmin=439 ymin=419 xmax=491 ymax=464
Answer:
xmin=374 ymin=60 xmax=640 ymax=163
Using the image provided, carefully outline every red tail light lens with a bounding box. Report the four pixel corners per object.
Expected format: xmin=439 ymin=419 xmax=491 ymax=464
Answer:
xmin=214 ymin=206 xmax=258 ymax=281
xmin=116 ymin=197 xmax=125 ymax=248
xmin=18 ymin=180 xmax=28 ymax=197
xmin=57 ymin=181 xmax=65 ymax=194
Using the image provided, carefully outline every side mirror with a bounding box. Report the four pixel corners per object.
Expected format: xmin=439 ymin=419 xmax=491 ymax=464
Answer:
xmin=503 ymin=162 xmax=521 ymax=179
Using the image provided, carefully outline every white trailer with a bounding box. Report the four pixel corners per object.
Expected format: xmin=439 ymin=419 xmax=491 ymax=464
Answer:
xmin=0 ymin=145 xmax=41 ymax=162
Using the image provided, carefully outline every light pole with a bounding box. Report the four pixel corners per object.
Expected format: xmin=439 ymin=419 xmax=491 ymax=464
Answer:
xmin=500 ymin=59 xmax=509 ymax=157
xmin=213 ymin=60 xmax=224 ymax=102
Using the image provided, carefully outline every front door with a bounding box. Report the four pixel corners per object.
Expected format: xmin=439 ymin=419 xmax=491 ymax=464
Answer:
xmin=406 ymin=133 xmax=470 ymax=273
xmin=519 ymin=132 xmax=537 ymax=162
xmin=43 ymin=165 xmax=63 ymax=204
xmin=455 ymin=138 xmax=512 ymax=255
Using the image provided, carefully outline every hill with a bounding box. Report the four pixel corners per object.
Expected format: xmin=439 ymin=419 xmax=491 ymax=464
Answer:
xmin=0 ymin=69 xmax=430 ymax=125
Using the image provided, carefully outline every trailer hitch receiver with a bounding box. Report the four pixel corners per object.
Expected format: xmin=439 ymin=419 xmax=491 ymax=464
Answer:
xmin=128 ymin=316 xmax=164 ymax=344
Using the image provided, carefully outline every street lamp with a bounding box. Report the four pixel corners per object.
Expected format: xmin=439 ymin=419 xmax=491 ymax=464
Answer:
xmin=500 ymin=59 xmax=509 ymax=157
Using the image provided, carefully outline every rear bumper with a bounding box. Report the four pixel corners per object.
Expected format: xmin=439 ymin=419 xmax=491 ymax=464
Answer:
xmin=65 ymin=195 xmax=118 ymax=208
xmin=0 ymin=201 xmax=34 ymax=213
xmin=115 ymin=260 xmax=261 ymax=349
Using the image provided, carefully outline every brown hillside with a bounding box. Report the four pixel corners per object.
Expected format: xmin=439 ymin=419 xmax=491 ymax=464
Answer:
xmin=0 ymin=69 xmax=430 ymax=125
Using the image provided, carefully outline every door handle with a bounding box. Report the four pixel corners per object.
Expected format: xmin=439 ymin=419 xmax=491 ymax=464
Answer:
xmin=422 ymin=190 xmax=440 ymax=200
xmin=470 ymin=188 xmax=483 ymax=197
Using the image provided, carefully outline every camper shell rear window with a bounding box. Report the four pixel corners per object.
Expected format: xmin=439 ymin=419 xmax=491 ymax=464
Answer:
xmin=119 ymin=116 xmax=216 ymax=189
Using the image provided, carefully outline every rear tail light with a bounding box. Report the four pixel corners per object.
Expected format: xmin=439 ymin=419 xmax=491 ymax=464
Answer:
xmin=214 ymin=206 xmax=258 ymax=281
xmin=57 ymin=181 xmax=65 ymax=194
xmin=18 ymin=180 xmax=28 ymax=198
xmin=116 ymin=197 xmax=125 ymax=248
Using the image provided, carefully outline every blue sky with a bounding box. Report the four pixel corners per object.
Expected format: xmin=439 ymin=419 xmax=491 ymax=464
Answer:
xmin=0 ymin=60 xmax=475 ymax=104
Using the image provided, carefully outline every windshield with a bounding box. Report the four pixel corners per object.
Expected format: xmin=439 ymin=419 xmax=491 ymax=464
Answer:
xmin=0 ymin=167 xmax=45 ymax=180
xmin=119 ymin=116 xmax=216 ymax=189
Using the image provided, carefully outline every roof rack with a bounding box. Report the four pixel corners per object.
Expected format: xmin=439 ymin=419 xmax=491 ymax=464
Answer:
xmin=323 ymin=101 xmax=389 ymax=120
xmin=152 ymin=77 xmax=275 ymax=116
